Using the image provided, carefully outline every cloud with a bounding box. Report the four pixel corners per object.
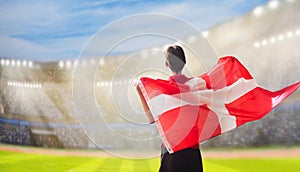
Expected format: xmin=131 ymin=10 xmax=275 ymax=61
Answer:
xmin=0 ymin=34 xmax=88 ymax=61
xmin=79 ymin=13 xmax=202 ymax=58
xmin=0 ymin=34 xmax=47 ymax=60
xmin=0 ymin=0 xmax=267 ymax=61
xmin=149 ymin=0 xmax=267 ymax=30
xmin=0 ymin=1 xmax=67 ymax=35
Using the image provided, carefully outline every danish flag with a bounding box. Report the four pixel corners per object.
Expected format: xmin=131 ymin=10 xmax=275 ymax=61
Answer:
xmin=138 ymin=56 xmax=300 ymax=153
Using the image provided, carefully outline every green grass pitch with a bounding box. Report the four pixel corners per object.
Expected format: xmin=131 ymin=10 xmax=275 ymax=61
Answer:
xmin=1 ymin=150 xmax=300 ymax=172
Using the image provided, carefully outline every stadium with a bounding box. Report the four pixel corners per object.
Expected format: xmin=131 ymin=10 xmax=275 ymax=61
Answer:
xmin=1 ymin=0 xmax=300 ymax=171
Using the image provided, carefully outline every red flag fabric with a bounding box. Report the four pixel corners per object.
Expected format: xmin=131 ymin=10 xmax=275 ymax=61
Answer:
xmin=138 ymin=56 xmax=300 ymax=153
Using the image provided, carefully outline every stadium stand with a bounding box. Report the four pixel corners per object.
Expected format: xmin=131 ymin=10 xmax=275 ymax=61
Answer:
xmin=198 ymin=0 xmax=300 ymax=148
xmin=0 ymin=0 xmax=299 ymax=149
xmin=0 ymin=123 xmax=34 ymax=146
xmin=0 ymin=104 xmax=3 ymax=114
xmin=0 ymin=95 xmax=4 ymax=114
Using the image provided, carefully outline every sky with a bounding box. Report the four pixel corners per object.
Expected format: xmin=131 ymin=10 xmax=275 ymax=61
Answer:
xmin=0 ymin=0 xmax=268 ymax=61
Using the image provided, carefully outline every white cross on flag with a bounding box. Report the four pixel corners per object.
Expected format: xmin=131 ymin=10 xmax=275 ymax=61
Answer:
xmin=137 ymin=56 xmax=300 ymax=153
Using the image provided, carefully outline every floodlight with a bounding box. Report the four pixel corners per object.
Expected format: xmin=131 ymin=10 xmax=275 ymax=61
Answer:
xmin=66 ymin=60 xmax=72 ymax=68
xmin=268 ymin=0 xmax=279 ymax=9
xmin=262 ymin=40 xmax=268 ymax=46
xmin=202 ymin=31 xmax=209 ymax=38
xmin=22 ymin=60 xmax=27 ymax=67
xmin=5 ymin=59 xmax=10 ymax=66
xmin=28 ymin=61 xmax=33 ymax=68
xmin=253 ymin=6 xmax=264 ymax=16
xmin=270 ymin=37 xmax=276 ymax=43
xmin=59 ymin=61 xmax=64 ymax=68
xmin=287 ymin=31 xmax=293 ymax=38
xmin=278 ymin=35 xmax=284 ymax=41
xmin=254 ymin=42 xmax=260 ymax=48
xmin=16 ymin=60 xmax=21 ymax=66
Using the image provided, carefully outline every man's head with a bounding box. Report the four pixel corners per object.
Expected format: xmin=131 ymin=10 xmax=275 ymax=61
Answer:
xmin=165 ymin=45 xmax=186 ymax=74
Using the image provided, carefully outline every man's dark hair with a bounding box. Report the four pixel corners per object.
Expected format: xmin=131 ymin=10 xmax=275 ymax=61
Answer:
xmin=165 ymin=45 xmax=186 ymax=74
